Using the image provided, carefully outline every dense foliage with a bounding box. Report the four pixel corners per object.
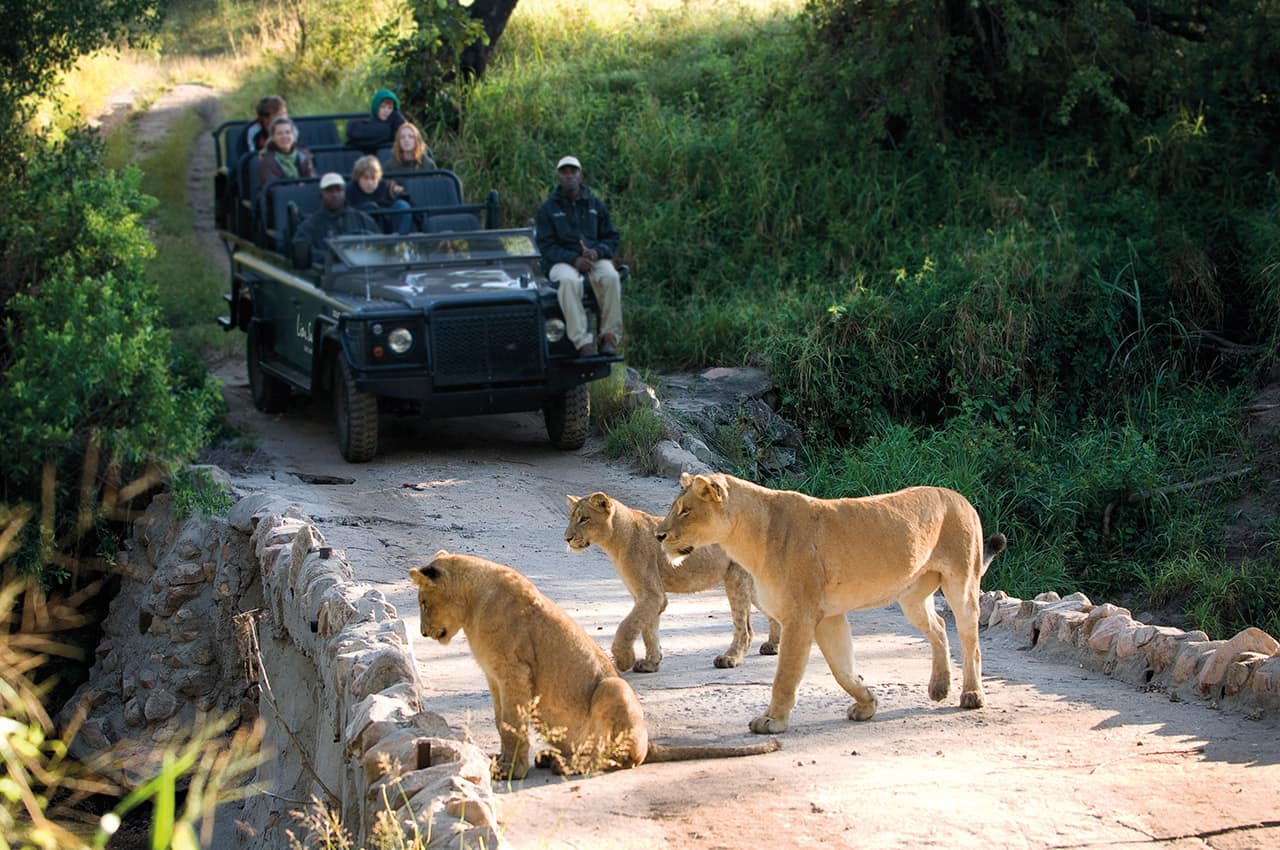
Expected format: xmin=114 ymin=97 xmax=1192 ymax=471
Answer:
xmin=432 ymin=0 xmax=1279 ymax=633
xmin=0 ymin=1 xmax=220 ymax=581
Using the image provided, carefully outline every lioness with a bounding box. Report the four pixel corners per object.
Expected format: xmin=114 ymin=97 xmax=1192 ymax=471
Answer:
xmin=655 ymin=472 xmax=1006 ymax=734
xmin=565 ymin=492 xmax=780 ymax=672
xmin=409 ymin=550 xmax=781 ymax=778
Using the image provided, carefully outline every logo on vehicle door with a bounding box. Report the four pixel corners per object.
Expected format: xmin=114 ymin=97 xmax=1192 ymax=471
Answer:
xmin=296 ymin=315 xmax=313 ymax=345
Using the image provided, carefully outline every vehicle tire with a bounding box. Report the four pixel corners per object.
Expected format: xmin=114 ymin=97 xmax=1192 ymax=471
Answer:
xmin=544 ymin=384 xmax=590 ymax=450
xmin=334 ymin=356 xmax=379 ymax=463
xmin=247 ymin=323 xmax=290 ymax=413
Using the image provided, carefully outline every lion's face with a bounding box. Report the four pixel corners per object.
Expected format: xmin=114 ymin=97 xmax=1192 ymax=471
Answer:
xmin=656 ymin=473 xmax=729 ymax=558
xmin=409 ymin=554 xmax=468 ymax=644
xmin=564 ymin=493 xmax=614 ymax=552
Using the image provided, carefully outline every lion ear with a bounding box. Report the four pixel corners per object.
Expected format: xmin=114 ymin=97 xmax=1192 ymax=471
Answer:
xmin=588 ymin=492 xmax=611 ymax=511
xmin=692 ymin=475 xmax=727 ymax=503
xmin=679 ymin=472 xmax=694 ymax=489
xmin=566 ymin=494 xmax=580 ymax=509
xmin=410 ymin=563 xmax=440 ymax=586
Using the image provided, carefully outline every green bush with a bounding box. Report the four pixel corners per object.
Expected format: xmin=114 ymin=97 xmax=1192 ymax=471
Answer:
xmin=0 ymin=132 xmax=220 ymax=579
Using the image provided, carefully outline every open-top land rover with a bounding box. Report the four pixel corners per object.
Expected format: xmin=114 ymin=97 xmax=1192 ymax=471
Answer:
xmin=212 ymin=113 xmax=620 ymax=461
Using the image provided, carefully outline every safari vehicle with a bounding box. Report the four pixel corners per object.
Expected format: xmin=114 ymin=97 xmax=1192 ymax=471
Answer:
xmin=211 ymin=113 xmax=620 ymax=462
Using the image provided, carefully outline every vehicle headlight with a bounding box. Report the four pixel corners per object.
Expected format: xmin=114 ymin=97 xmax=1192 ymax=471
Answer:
xmin=388 ymin=327 xmax=413 ymax=354
xmin=545 ymin=318 xmax=566 ymax=343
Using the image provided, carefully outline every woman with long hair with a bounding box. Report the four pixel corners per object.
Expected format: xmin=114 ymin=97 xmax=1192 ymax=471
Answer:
xmin=382 ymin=122 xmax=436 ymax=172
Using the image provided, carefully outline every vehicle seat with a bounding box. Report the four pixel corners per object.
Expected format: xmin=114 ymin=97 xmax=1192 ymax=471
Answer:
xmin=263 ymin=177 xmax=323 ymax=254
xmin=293 ymin=117 xmax=342 ymax=148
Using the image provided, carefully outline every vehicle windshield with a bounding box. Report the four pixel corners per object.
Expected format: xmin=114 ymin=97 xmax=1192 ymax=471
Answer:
xmin=329 ymin=230 xmax=538 ymax=268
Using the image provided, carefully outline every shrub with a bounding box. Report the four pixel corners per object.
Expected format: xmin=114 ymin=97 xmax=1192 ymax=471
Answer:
xmin=0 ymin=132 xmax=220 ymax=580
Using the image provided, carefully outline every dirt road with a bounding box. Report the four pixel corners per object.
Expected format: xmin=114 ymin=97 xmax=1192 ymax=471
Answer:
xmin=208 ymin=356 xmax=1280 ymax=850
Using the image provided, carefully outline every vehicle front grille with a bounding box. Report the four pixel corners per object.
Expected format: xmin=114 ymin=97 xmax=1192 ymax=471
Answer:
xmin=431 ymin=304 xmax=544 ymax=387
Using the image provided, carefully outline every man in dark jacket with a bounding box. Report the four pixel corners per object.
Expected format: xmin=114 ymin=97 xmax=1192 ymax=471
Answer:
xmin=534 ymin=155 xmax=623 ymax=357
xmin=292 ymin=173 xmax=380 ymax=262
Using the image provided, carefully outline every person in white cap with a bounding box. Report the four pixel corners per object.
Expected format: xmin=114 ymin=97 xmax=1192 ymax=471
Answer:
xmin=291 ymin=173 xmax=379 ymax=258
xmin=535 ymin=155 xmax=623 ymax=357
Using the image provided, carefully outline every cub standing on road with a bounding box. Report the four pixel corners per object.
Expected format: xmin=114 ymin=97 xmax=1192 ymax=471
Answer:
xmin=409 ymin=551 xmax=781 ymax=779
xmin=564 ymin=492 xmax=780 ymax=673
xmin=656 ymin=472 xmax=1006 ymax=734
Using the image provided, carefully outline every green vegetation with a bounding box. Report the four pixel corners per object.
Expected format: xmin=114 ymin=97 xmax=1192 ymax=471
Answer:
xmin=427 ymin=0 xmax=1279 ymax=635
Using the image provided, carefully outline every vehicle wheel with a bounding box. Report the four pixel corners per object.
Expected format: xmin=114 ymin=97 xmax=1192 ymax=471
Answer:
xmin=247 ymin=323 xmax=290 ymax=413
xmin=544 ymin=384 xmax=590 ymax=450
xmin=334 ymin=356 xmax=379 ymax=463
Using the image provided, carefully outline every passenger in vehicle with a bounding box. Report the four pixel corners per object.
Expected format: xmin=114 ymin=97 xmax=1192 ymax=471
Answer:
xmin=346 ymin=88 xmax=406 ymax=153
xmin=239 ymin=95 xmax=287 ymax=160
xmin=257 ymin=116 xmax=315 ymax=189
xmin=382 ymin=122 xmax=436 ymax=172
xmin=535 ymin=155 xmax=623 ymax=357
xmin=347 ymin=155 xmax=413 ymax=235
xmin=291 ymin=173 xmax=380 ymax=262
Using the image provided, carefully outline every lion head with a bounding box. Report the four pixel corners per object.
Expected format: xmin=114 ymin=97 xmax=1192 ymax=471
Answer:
xmin=655 ymin=473 xmax=731 ymax=558
xmin=564 ymin=492 xmax=615 ymax=552
xmin=408 ymin=550 xmax=470 ymax=644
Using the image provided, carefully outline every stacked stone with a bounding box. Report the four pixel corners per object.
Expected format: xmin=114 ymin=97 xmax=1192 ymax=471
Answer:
xmin=980 ymin=590 xmax=1280 ymax=715
xmin=61 ymin=485 xmax=259 ymax=786
xmin=61 ymin=478 xmax=504 ymax=849
xmin=242 ymin=495 xmax=504 ymax=849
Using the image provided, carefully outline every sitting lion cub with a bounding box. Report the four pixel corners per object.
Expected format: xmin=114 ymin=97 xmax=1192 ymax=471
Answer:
xmin=656 ymin=472 xmax=1006 ymax=735
xmin=409 ymin=550 xmax=781 ymax=778
xmin=565 ymin=492 xmax=780 ymax=672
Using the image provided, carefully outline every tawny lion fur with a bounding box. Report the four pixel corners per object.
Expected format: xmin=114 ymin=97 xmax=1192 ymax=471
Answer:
xmin=564 ymin=492 xmax=780 ymax=672
xmin=655 ymin=472 xmax=1006 ymax=735
xmin=409 ymin=550 xmax=781 ymax=778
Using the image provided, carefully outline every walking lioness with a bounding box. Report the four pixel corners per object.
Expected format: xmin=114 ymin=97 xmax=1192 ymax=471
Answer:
xmin=655 ymin=473 xmax=1006 ymax=734
xmin=565 ymin=492 xmax=780 ymax=672
xmin=409 ymin=551 xmax=781 ymax=778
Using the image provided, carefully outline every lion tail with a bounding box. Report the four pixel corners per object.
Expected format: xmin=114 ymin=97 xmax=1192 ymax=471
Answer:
xmin=981 ymin=533 xmax=1007 ymax=575
xmin=645 ymin=738 xmax=782 ymax=764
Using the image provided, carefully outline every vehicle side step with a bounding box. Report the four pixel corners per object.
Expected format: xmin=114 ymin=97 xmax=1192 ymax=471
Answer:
xmin=260 ymin=358 xmax=312 ymax=392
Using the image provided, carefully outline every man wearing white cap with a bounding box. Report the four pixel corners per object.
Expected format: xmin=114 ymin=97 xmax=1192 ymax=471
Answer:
xmin=535 ymin=155 xmax=623 ymax=357
xmin=292 ymin=172 xmax=380 ymax=258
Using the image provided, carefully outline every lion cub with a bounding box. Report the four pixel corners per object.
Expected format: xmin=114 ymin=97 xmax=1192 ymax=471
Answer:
xmin=565 ymin=492 xmax=780 ymax=672
xmin=410 ymin=551 xmax=781 ymax=779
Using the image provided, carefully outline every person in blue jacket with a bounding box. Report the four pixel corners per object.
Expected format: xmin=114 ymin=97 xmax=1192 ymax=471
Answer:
xmin=534 ymin=155 xmax=623 ymax=357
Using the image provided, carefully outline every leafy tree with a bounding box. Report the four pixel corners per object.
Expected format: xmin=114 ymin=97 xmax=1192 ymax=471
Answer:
xmin=0 ymin=0 xmax=165 ymax=171
xmin=378 ymin=0 xmax=489 ymax=126
xmin=0 ymin=1 xmax=219 ymax=582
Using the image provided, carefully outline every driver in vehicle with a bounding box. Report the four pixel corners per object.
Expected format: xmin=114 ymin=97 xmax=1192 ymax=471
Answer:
xmin=292 ymin=173 xmax=380 ymax=263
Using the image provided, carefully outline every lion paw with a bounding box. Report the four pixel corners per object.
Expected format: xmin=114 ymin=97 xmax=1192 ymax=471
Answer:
xmin=632 ymin=658 xmax=662 ymax=673
xmin=759 ymin=641 xmax=779 ymax=656
xmin=928 ymin=676 xmax=950 ymax=702
xmin=960 ymin=689 xmax=985 ymax=709
xmin=492 ymin=758 xmax=529 ymax=781
xmin=847 ymin=696 xmax=877 ymax=722
xmin=534 ymin=750 xmax=568 ymax=774
xmin=612 ymin=650 xmax=636 ymax=671
xmin=748 ymin=714 xmax=788 ymax=734
xmin=713 ymin=653 xmax=744 ymax=668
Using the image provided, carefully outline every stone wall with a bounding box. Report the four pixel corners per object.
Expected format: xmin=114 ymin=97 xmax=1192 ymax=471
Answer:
xmin=62 ymin=484 xmax=502 ymax=849
xmin=979 ymin=590 xmax=1280 ymax=716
